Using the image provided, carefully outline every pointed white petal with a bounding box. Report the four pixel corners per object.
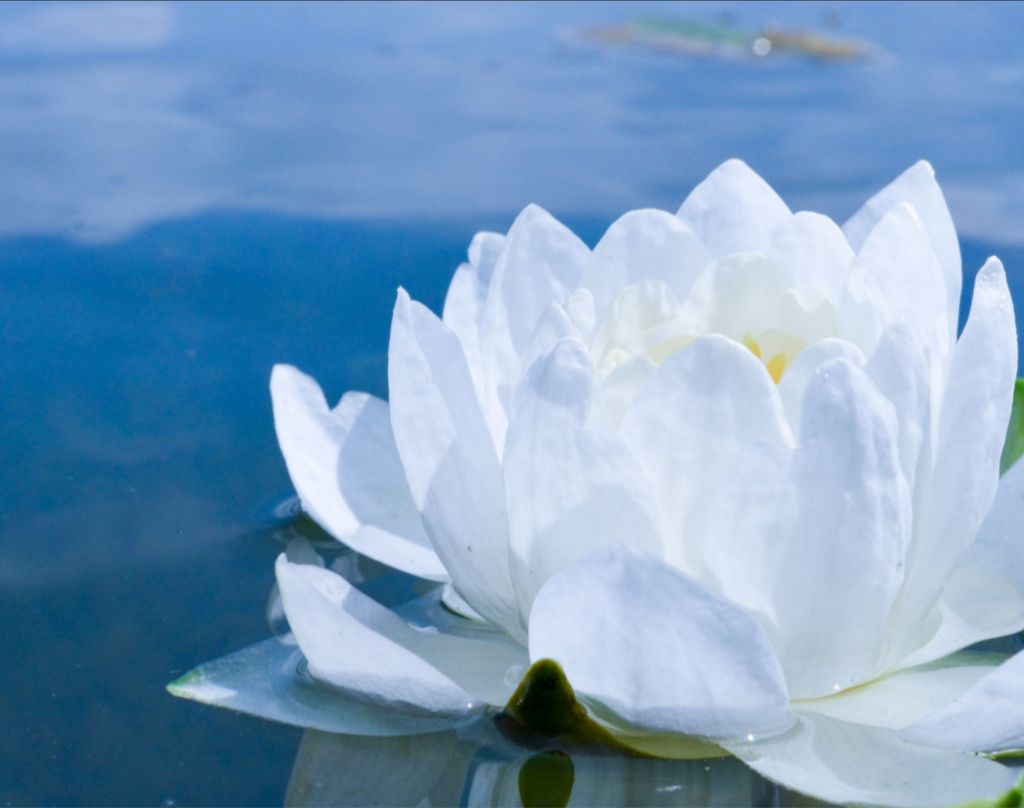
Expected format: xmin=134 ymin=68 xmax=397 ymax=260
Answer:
xmin=442 ymin=231 xmax=505 ymax=390
xmin=727 ymin=709 xmax=1017 ymax=807
xmin=798 ymin=651 xmax=1005 ymax=730
xmin=168 ymin=639 xmax=457 ymax=736
xmin=528 ymin=548 xmax=792 ymax=741
xmin=843 ymin=161 xmax=961 ymax=336
xmin=270 ymin=365 xmax=446 ymax=580
xmin=864 ymin=323 xmax=931 ymax=499
xmin=276 ymin=556 xmax=526 ymax=713
xmin=901 ymin=649 xmax=1024 ymax=753
xmin=766 ymin=211 xmax=854 ymax=301
xmin=477 ymin=205 xmax=590 ymax=445
xmin=388 ymin=290 xmax=521 ymax=634
xmin=852 ymin=202 xmax=951 ymax=360
xmin=897 ymin=459 xmax=1024 ymax=670
xmin=677 ymin=160 xmax=792 ymax=255
xmin=705 ymin=358 xmax=911 ymax=697
xmin=889 ymin=257 xmax=1017 ymax=657
xmin=620 ymin=334 xmax=792 ymax=575
xmin=504 ymin=339 xmax=662 ymax=613
xmin=580 ymin=208 xmax=710 ymax=319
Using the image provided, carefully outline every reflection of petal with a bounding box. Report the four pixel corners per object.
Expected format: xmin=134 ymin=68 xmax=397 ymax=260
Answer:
xmin=725 ymin=709 xmax=1017 ymax=807
xmin=167 ymin=638 xmax=456 ymax=736
xmin=467 ymin=743 xmax=773 ymax=807
xmin=285 ymin=728 xmax=471 ymax=807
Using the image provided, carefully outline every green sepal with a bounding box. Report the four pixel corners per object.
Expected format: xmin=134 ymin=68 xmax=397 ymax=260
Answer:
xmin=1000 ymin=378 xmax=1024 ymax=475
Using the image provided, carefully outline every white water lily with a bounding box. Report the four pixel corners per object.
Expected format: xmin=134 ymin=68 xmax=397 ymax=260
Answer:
xmin=172 ymin=160 xmax=1024 ymax=806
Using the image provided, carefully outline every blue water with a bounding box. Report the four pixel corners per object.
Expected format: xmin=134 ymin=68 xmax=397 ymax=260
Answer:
xmin=3 ymin=2 xmax=1024 ymax=804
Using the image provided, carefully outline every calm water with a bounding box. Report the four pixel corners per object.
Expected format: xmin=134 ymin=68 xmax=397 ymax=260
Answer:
xmin=4 ymin=1 xmax=1024 ymax=804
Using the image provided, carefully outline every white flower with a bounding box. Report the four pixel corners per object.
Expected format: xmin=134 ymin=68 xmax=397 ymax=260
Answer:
xmin=172 ymin=161 xmax=1024 ymax=806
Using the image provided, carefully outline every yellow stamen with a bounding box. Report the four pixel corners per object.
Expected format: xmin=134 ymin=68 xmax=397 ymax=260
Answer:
xmin=766 ymin=353 xmax=788 ymax=384
xmin=742 ymin=334 xmax=762 ymax=359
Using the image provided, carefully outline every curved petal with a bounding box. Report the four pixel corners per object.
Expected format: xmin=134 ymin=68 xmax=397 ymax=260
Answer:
xmin=528 ymin=548 xmax=792 ymax=741
xmin=766 ymin=211 xmax=854 ymax=301
xmin=843 ymin=161 xmax=961 ymax=339
xmin=580 ymin=208 xmax=710 ymax=320
xmin=477 ymin=204 xmax=590 ymax=447
xmin=276 ymin=556 xmax=527 ymax=714
xmin=387 ymin=289 xmax=521 ymax=634
xmin=504 ymin=339 xmax=662 ymax=615
xmin=726 ymin=710 xmax=1017 ymax=807
xmin=619 ymin=334 xmax=793 ymax=575
xmin=704 ymin=358 xmax=911 ymax=697
xmin=676 ymin=159 xmax=792 ymax=256
xmin=797 ymin=651 xmax=1006 ymax=730
xmin=442 ymin=231 xmax=505 ymax=391
xmin=852 ymin=202 xmax=951 ymax=362
xmin=901 ymin=649 xmax=1024 ymax=753
xmin=889 ymin=257 xmax=1017 ymax=659
xmin=270 ymin=365 xmax=446 ymax=580
xmin=896 ymin=459 xmax=1024 ymax=670
xmin=167 ymin=639 xmax=457 ymax=736
xmin=677 ymin=253 xmax=834 ymax=347
xmin=776 ymin=338 xmax=865 ymax=435
xmin=864 ymin=323 xmax=931 ymax=499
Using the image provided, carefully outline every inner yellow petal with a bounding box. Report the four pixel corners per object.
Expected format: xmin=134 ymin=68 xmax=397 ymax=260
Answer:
xmin=766 ymin=353 xmax=788 ymax=384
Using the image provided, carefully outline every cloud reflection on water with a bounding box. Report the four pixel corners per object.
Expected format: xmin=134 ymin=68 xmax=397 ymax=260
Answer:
xmin=0 ymin=1 xmax=1022 ymax=244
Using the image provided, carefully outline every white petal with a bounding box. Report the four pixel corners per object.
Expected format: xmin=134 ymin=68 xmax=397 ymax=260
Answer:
xmin=276 ymin=556 xmax=526 ymax=714
xmin=388 ymin=290 xmax=521 ymax=635
xmin=776 ymin=338 xmax=865 ymax=435
xmin=580 ymin=208 xmax=710 ymax=320
xmin=897 ymin=459 xmax=1024 ymax=670
xmin=852 ymin=202 xmax=951 ymax=361
xmin=889 ymin=257 xmax=1017 ymax=658
xmin=477 ymin=205 xmax=590 ymax=446
xmin=843 ymin=161 xmax=961 ymax=338
xmin=167 ymin=639 xmax=457 ymax=736
xmin=704 ymin=359 xmax=911 ymax=697
xmin=528 ymin=548 xmax=792 ymax=741
xmin=766 ymin=211 xmax=854 ymax=301
xmin=727 ymin=709 xmax=1017 ymax=807
xmin=677 ymin=253 xmax=834 ymax=347
xmin=864 ymin=323 xmax=932 ymax=499
xmin=798 ymin=651 xmax=1005 ymax=730
xmin=270 ymin=365 xmax=446 ymax=580
xmin=677 ymin=159 xmax=792 ymax=255
xmin=901 ymin=649 xmax=1024 ymax=752
xmin=620 ymin=334 xmax=793 ymax=575
xmin=503 ymin=339 xmax=662 ymax=614
xmin=442 ymin=231 xmax=505 ymax=391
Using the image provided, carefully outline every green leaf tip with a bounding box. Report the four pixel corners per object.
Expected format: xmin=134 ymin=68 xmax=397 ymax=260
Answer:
xmin=498 ymin=658 xmax=639 ymax=756
xmin=1000 ymin=378 xmax=1024 ymax=475
xmin=166 ymin=668 xmax=202 ymax=696
xmin=518 ymin=750 xmax=575 ymax=808
xmin=503 ymin=658 xmax=588 ymax=736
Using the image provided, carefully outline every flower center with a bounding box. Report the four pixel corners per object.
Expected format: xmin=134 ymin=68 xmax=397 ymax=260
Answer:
xmin=741 ymin=330 xmax=807 ymax=384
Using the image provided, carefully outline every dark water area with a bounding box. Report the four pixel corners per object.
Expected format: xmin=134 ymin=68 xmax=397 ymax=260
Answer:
xmin=4 ymin=1 xmax=1024 ymax=805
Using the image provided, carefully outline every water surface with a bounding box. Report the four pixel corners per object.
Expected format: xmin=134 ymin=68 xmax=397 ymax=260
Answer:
xmin=3 ymin=2 xmax=1024 ymax=804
